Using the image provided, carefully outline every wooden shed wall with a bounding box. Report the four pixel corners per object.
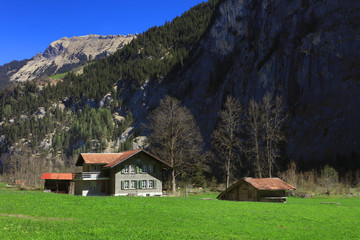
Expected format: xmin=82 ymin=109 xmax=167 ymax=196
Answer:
xmin=222 ymin=182 xmax=258 ymax=201
xmin=44 ymin=180 xmax=72 ymax=193
xmin=258 ymin=190 xmax=285 ymax=198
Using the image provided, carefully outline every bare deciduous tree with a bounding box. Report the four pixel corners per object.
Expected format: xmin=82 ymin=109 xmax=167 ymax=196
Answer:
xmin=147 ymin=96 xmax=204 ymax=194
xmin=262 ymin=93 xmax=287 ymax=177
xmin=211 ymin=96 xmax=243 ymax=188
xmin=245 ymin=93 xmax=287 ymax=178
xmin=1 ymin=147 xmax=53 ymax=187
xmin=245 ymin=99 xmax=264 ymax=178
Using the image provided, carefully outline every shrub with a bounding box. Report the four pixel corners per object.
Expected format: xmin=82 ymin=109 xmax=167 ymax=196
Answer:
xmin=320 ymin=165 xmax=339 ymax=195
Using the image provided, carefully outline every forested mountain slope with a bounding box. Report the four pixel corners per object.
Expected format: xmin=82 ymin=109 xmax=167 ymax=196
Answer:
xmin=0 ymin=0 xmax=359 ymax=173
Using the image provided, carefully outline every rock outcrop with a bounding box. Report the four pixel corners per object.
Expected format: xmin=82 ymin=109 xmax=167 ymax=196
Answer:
xmin=0 ymin=34 xmax=135 ymax=86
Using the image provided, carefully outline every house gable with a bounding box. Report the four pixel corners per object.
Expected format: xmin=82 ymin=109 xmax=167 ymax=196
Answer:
xmin=110 ymin=152 xmax=168 ymax=196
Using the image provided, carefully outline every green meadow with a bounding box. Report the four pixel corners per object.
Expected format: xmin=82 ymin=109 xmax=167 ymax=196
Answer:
xmin=49 ymin=72 xmax=69 ymax=79
xmin=0 ymin=188 xmax=359 ymax=239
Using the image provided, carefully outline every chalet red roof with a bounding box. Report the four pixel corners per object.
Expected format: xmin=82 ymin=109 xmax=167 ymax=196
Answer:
xmin=104 ymin=149 xmax=171 ymax=168
xmin=75 ymin=149 xmax=171 ymax=168
xmin=244 ymin=178 xmax=296 ymax=190
xmin=102 ymin=149 xmax=142 ymax=168
xmin=76 ymin=153 xmax=123 ymax=165
xmin=41 ymin=173 xmax=73 ymax=180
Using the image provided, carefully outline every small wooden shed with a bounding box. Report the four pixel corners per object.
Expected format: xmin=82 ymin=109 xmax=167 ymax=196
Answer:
xmin=217 ymin=177 xmax=296 ymax=203
xmin=41 ymin=173 xmax=74 ymax=194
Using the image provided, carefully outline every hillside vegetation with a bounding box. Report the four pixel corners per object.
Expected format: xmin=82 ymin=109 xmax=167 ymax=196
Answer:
xmin=0 ymin=0 xmax=219 ymax=158
xmin=0 ymin=188 xmax=359 ymax=239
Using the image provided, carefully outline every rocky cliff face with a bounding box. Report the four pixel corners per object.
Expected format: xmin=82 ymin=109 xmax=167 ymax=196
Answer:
xmin=119 ymin=0 xmax=360 ymax=165
xmin=0 ymin=59 xmax=28 ymax=90
xmin=0 ymin=34 xmax=135 ymax=86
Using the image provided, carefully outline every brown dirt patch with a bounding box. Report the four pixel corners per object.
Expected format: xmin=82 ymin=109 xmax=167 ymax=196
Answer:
xmin=0 ymin=213 xmax=73 ymax=221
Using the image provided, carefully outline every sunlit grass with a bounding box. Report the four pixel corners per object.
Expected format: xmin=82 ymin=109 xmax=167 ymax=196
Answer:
xmin=49 ymin=72 xmax=69 ymax=79
xmin=0 ymin=188 xmax=359 ymax=239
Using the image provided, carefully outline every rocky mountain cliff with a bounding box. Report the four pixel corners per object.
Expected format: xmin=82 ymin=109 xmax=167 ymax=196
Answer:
xmin=0 ymin=34 xmax=135 ymax=88
xmin=118 ymin=0 xmax=360 ymax=167
xmin=1 ymin=0 xmax=359 ymax=171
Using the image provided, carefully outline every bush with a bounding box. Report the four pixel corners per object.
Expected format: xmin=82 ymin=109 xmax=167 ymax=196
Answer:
xmin=320 ymin=165 xmax=339 ymax=195
xmin=280 ymin=161 xmax=298 ymax=187
xmin=279 ymin=162 xmax=353 ymax=196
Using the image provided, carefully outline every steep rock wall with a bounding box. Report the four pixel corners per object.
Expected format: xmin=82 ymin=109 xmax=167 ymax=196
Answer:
xmin=181 ymin=0 xmax=360 ymax=164
xmin=121 ymin=0 xmax=360 ymax=165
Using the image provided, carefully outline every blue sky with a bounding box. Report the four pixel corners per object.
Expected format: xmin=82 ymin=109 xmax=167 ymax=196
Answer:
xmin=0 ymin=0 xmax=206 ymax=65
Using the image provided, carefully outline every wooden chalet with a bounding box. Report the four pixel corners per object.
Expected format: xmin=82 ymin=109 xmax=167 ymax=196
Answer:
xmin=74 ymin=149 xmax=171 ymax=196
xmin=41 ymin=173 xmax=74 ymax=194
xmin=217 ymin=177 xmax=296 ymax=203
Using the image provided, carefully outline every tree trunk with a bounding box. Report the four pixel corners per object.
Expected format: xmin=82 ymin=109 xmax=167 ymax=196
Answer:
xmin=172 ymin=169 xmax=176 ymax=195
xmin=226 ymin=158 xmax=230 ymax=189
xmin=268 ymin=139 xmax=272 ymax=178
xmin=255 ymin=133 xmax=262 ymax=178
xmin=170 ymin=146 xmax=176 ymax=195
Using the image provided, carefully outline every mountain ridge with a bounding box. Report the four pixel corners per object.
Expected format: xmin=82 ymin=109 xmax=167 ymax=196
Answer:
xmin=0 ymin=34 xmax=135 ymax=89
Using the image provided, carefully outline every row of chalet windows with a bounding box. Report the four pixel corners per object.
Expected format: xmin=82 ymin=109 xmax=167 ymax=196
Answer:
xmin=121 ymin=180 xmax=157 ymax=190
xmin=122 ymin=165 xmax=154 ymax=174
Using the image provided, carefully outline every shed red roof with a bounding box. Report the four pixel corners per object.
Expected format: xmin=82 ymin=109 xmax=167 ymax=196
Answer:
xmin=244 ymin=178 xmax=296 ymax=190
xmin=41 ymin=173 xmax=73 ymax=180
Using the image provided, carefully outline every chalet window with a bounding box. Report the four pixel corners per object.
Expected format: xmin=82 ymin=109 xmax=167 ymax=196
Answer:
xmin=142 ymin=180 xmax=147 ymax=189
xmin=136 ymin=166 xmax=142 ymax=174
xmin=142 ymin=165 xmax=147 ymax=173
xmin=124 ymin=180 xmax=129 ymax=189
xmin=90 ymin=181 xmax=96 ymax=189
xmin=130 ymin=165 xmax=136 ymax=173
xmin=130 ymin=180 xmax=136 ymax=189
xmin=122 ymin=165 xmax=129 ymax=174
xmin=149 ymin=180 xmax=154 ymax=188
xmin=94 ymin=165 xmax=100 ymax=171
xmin=148 ymin=165 xmax=153 ymax=173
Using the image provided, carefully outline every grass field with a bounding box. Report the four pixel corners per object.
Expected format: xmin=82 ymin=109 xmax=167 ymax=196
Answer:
xmin=0 ymin=188 xmax=359 ymax=239
xmin=49 ymin=72 xmax=69 ymax=79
